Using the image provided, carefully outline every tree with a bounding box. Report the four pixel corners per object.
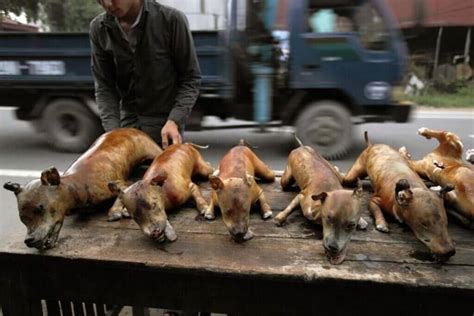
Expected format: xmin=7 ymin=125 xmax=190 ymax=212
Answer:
xmin=1 ymin=0 xmax=103 ymax=32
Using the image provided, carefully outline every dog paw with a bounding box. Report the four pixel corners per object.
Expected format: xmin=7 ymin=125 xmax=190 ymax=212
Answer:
xmin=465 ymin=149 xmax=474 ymax=164
xmin=417 ymin=127 xmax=430 ymax=138
xmin=376 ymin=224 xmax=390 ymax=233
xmin=107 ymin=213 xmax=122 ymax=222
xmin=357 ymin=218 xmax=368 ymax=230
xmin=122 ymin=209 xmax=131 ymax=218
xmin=262 ymin=211 xmax=273 ymax=220
xmin=204 ymin=213 xmax=216 ymax=220
xmin=274 ymin=215 xmax=286 ymax=226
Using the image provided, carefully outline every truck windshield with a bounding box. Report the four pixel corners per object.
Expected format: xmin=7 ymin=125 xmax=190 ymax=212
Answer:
xmin=307 ymin=1 xmax=390 ymax=51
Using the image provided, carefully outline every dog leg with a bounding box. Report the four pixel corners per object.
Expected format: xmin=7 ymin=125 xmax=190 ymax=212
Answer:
xmin=257 ymin=188 xmax=273 ymax=219
xmin=204 ymin=193 xmax=217 ymax=220
xmin=194 ymin=153 xmax=214 ymax=178
xmin=368 ymin=196 xmax=389 ymax=232
xmin=280 ymin=165 xmax=295 ymax=190
xmin=343 ymin=155 xmax=367 ymax=186
xmin=107 ymin=197 xmax=130 ymax=222
xmin=250 ymin=151 xmax=275 ymax=182
xmin=189 ymin=182 xmax=209 ymax=214
xmin=398 ymin=146 xmax=431 ymax=179
xmin=274 ymin=194 xmax=301 ymax=226
xmin=418 ymin=127 xmax=463 ymax=158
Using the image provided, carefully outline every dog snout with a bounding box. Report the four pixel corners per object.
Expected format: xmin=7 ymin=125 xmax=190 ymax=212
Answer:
xmin=24 ymin=236 xmax=41 ymax=248
xmin=150 ymin=228 xmax=163 ymax=239
xmin=232 ymin=232 xmax=246 ymax=242
xmin=325 ymin=241 xmax=339 ymax=254
xmin=437 ymin=248 xmax=456 ymax=262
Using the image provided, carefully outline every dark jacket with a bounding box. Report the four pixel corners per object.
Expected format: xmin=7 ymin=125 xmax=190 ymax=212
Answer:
xmin=89 ymin=0 xmax=201 ymax=134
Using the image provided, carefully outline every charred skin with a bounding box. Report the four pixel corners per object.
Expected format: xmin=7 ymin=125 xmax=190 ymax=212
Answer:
xmin=344 ymin=133 xmax=456 ymax=261
xmin=206 ymin=143 xmax=275 ymax=242
xmin=114 ymin=143 xmax=213 ymax=242
xmin=400 ymin=128 xmax=474 ymax=228
xmin=275 ymin=146 xmax=364 ymax=265
xmin=3 ymin=128 xmax=163 ymax=250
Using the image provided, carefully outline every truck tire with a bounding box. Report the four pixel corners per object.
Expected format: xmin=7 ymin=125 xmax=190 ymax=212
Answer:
xmin=295 ymin=101 xmax=353 ymax=160
xmin=42 ymin=98 xmax=103 ymax=153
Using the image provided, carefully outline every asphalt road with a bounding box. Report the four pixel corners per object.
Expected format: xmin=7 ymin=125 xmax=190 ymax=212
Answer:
xmin=1 ymin=107 xmax=473 ymax=237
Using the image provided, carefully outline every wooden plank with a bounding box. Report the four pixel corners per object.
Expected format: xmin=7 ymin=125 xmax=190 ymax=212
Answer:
xmin=2 ymin=225 xmax=473 ymax=290
xmin=70 ymin=196 xmax=474 ymax=245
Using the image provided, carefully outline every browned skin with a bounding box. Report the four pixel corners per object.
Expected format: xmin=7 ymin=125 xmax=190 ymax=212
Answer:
xmin=399 ymin=128 xmax=474 ymax=228
xmin=110 ymin=143 xmax=213 ymax=242
xmin=206 ymin=141 xmax=275 ymax=242
xmin=274 ymin=145 xmax=365 ymax=265
xmin=343 ymin=132 xmax=456 ymax=261
xmin=3 ymin=128 xmax=162 ymax=249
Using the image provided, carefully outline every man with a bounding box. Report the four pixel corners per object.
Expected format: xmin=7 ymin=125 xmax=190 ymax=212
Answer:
xmin=90 ymin=0 xmax=201 ymax=148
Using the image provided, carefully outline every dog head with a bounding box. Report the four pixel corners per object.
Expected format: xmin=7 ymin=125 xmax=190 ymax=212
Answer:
xmin=312 ymin=181 xmax=364 ymax=265
xmin=395 ymin=179 xmax=455 ymax=262
xmin=4 ymin=167 xmax=68 ymax=250
xmin=209 ymin=175 xmax=255 ymax=242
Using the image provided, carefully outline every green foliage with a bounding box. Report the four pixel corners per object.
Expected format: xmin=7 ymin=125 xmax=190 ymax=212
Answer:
xmin=1 ymin=0 xmax=103 ymax=32
xmin=405 ymin=85 xmax=474 ymax=108
xmin=1 ymin=0 xmax=41 ymax=20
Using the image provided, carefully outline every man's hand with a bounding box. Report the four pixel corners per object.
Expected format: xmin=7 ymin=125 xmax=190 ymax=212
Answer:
xmin=161 ymin=120 xmax=182 ymax=148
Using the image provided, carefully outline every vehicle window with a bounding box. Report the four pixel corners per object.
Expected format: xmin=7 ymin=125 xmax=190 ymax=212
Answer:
xmin=354 ymin=2 xmax=390 ymax=51
xmin=307 ymin=8 xmax=355 ymax=33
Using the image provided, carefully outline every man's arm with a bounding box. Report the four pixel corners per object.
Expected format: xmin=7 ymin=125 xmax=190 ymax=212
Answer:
xmin=89 ymin=20 xmax=121 ymax=131
xmin=168 ymin=10 xmax=202 ymax=127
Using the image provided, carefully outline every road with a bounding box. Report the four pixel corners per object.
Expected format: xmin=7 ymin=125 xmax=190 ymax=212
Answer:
xmin=1 ymin=107 xmax=473 ymax=237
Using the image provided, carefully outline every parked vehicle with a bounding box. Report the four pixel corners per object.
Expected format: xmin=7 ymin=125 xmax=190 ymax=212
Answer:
xmin=0 ymin=0 xmax=414 ymax=158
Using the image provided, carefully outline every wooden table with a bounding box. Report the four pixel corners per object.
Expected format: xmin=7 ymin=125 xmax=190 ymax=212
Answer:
xmin=1 ymin=179 xmax=473 ymax=315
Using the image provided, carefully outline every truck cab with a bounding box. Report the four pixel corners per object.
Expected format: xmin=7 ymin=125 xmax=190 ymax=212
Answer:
xmin=245 ymin=0 xmax=411 ymax=158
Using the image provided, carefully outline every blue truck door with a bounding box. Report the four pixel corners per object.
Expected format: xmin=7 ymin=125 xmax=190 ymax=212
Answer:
xmin=289 ymin=0 xmax=403 ymax=106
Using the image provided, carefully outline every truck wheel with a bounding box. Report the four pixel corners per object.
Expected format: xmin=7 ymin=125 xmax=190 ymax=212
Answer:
xmin=295 ymin=101 xmax=353 ymax=160
xmin=42 ymin=99 xmax=103 ymax=153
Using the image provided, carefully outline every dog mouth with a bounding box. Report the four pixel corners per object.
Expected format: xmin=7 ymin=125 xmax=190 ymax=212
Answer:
xmin=432 ymin=249 xmax=456 ymax=263
xmin=324 ymin=244 xmax=349 ymax=265
xmin=149 ymin=227 xmax=167 ymax=242
xmin=26 ymin=221 xmax=63 ymax=250
xmin=231 ymin=230 xmax=254 ymax=243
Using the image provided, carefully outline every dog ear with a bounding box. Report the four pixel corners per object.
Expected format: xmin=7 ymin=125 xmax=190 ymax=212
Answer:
xmin=352 ymin=178 xmax=363 ymax=198
xmin=40 ymin=167 xmax=60 ymax=186
xmin=3 ymin=182 xmax=22 ymax=195
xmin=209 ymin=175 xmax=224 ymax=191
xmin=395 ymin=179 xmax=413 ymax=206
xmin=312 ymin=192 xmax=328 ymax=203
xmin=151 ymin=171 xmax=168 ymax=186
xmin=108 ymin=181 xmax=123 ymax=195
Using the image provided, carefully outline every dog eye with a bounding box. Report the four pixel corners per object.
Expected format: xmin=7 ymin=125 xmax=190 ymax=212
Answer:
xmin=33 ymin=205 xmax=44 ymax=215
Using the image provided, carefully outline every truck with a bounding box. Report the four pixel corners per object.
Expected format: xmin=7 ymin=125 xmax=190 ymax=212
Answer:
xmin=0 ymin=0 xmax=416 ymax=159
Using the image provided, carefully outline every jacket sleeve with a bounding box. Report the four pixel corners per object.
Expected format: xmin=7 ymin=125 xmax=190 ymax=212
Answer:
xmin=89 ymin=20 xmax=121 ymax=131
xmin=168 ymin=10 xmax=202 ymax=126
